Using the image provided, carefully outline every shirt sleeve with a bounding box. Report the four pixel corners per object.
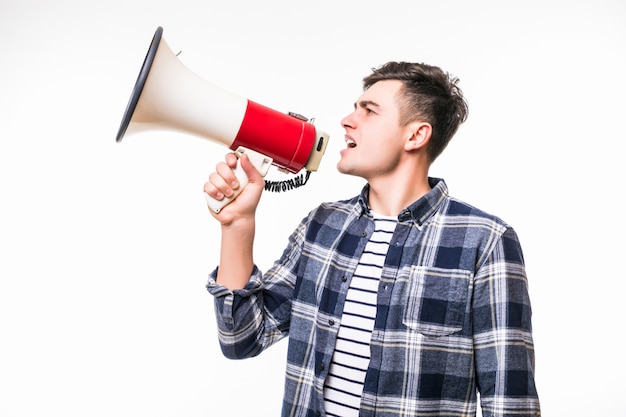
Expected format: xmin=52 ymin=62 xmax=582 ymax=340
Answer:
xmin=206 ymin=215 xmax=308 ymax=360
xmin=472 ymin=227 xmax=541 ymax=416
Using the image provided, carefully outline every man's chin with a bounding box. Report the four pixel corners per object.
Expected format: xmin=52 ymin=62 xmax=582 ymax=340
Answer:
xmin=336 ymin=161 xmax=359 ymax=177
xmin=336 ymin=161 xmax=349 ymax=175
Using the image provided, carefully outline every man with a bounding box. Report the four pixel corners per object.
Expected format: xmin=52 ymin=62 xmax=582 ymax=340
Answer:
xmin=204 ymin=62 xmax=541 ymax=417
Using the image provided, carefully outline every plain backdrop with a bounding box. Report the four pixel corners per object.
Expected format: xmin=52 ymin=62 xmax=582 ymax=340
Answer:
xmin=1 ymin=0 xmax=624 ymax=416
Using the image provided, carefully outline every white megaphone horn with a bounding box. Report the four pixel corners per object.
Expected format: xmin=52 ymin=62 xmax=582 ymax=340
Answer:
xmin=116 ymin=26 xmax=330 ymax=213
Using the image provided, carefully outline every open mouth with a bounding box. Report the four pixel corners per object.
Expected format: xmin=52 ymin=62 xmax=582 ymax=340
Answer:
xmin=345 ymin=138 xmax=356 ymax=148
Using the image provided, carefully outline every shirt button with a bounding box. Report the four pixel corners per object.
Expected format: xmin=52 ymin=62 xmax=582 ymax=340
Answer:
xmin=329 ymin=319 xmax=335 ymax=326
xmin=319 ymin=363 xmax=325 ymax=371
xmin=341 ymin=276 xmax=347 ymax=282
xmin=361 ymin=232 xmax=367 ymax=237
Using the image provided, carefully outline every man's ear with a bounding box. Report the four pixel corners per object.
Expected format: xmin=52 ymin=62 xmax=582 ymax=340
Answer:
xmin=405 ymin=122 xmax=432 ymax=151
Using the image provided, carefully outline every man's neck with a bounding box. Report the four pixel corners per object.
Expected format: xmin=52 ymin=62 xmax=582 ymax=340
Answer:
xmin=367 ymin=174 xmax=431 ymax=217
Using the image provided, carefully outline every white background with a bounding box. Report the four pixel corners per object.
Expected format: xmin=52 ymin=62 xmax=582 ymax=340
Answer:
xmin=1 ymin=0 xmax=624 ymax=416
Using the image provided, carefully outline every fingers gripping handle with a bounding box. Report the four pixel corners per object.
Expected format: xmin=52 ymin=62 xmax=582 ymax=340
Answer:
xmin=205 ymin=147 xmax=273 ymax=213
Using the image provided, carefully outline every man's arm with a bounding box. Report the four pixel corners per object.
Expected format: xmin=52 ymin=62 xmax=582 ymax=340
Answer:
xmin=473 ymin=227 xmax=541 ymax=416
xmin=204 ymin=152 xmax=265 ymax=290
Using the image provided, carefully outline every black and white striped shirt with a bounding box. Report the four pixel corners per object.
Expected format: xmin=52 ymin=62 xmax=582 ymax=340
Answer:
xmin=323 ymin=213 xmax=397 ymax=417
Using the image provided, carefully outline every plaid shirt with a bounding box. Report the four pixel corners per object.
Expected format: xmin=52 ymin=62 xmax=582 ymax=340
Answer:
xmin=207 ymin=178 xmax=540 ymax=417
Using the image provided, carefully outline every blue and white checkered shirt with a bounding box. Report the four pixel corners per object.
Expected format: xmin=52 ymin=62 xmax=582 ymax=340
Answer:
xmin=207 ymin=178 xmax=541 ymax=417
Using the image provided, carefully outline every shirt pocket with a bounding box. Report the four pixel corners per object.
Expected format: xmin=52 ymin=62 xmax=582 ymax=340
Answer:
xmin=402 ymin=266 xmax=472 ymax=337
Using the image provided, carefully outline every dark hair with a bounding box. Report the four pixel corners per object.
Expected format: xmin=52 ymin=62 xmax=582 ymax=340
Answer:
xmin=363 ymin=61 xmax=468 ymax=162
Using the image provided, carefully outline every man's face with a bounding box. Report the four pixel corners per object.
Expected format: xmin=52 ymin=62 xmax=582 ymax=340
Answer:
xmin=337 ymin=79 xmax=413 ymax=180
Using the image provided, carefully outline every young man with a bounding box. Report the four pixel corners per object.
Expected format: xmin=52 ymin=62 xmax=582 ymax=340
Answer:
xmin=204 ymin=62 xmax=541 ymax=417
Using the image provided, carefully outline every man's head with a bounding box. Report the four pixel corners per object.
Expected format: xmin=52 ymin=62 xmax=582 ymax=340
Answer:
xmin=362 ymin=61 xmax=468 ymax=163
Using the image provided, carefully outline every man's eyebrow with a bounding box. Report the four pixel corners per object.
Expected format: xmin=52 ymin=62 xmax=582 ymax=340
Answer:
xmin=354 ymin=100 xmax=381 ymax=109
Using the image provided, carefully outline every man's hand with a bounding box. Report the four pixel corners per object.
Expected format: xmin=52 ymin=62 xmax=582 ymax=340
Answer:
xmin=203 ymin=152 xmax=265 ymax=225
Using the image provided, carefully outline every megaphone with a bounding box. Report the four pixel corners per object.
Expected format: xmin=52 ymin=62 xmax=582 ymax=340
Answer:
xmin=116 ymin=26 xmax=330 ymax=212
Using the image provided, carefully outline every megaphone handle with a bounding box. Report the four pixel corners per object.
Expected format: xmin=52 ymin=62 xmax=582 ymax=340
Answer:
xmin=205 ymin=147 xmax=273 ymax=213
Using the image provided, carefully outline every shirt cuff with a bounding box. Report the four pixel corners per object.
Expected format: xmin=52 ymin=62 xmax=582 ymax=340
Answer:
xmin=205 ymin=265 xmax=263 ymax=298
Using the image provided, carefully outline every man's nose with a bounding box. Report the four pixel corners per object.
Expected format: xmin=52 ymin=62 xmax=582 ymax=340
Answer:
xmin=341 ymin=112 xmax=355 ymax=129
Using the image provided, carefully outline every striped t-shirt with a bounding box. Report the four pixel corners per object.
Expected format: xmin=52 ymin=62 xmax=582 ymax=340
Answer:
xmin=322 ymin=213 xmax=397 ymax=417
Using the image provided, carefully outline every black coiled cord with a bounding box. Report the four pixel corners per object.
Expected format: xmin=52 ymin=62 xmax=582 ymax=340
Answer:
xmin=264 ymin=171 xmax=312 ymax=193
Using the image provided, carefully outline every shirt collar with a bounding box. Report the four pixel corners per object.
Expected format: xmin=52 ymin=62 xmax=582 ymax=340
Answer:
xmin=356 ymin=178 xmax=448 ymax=226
